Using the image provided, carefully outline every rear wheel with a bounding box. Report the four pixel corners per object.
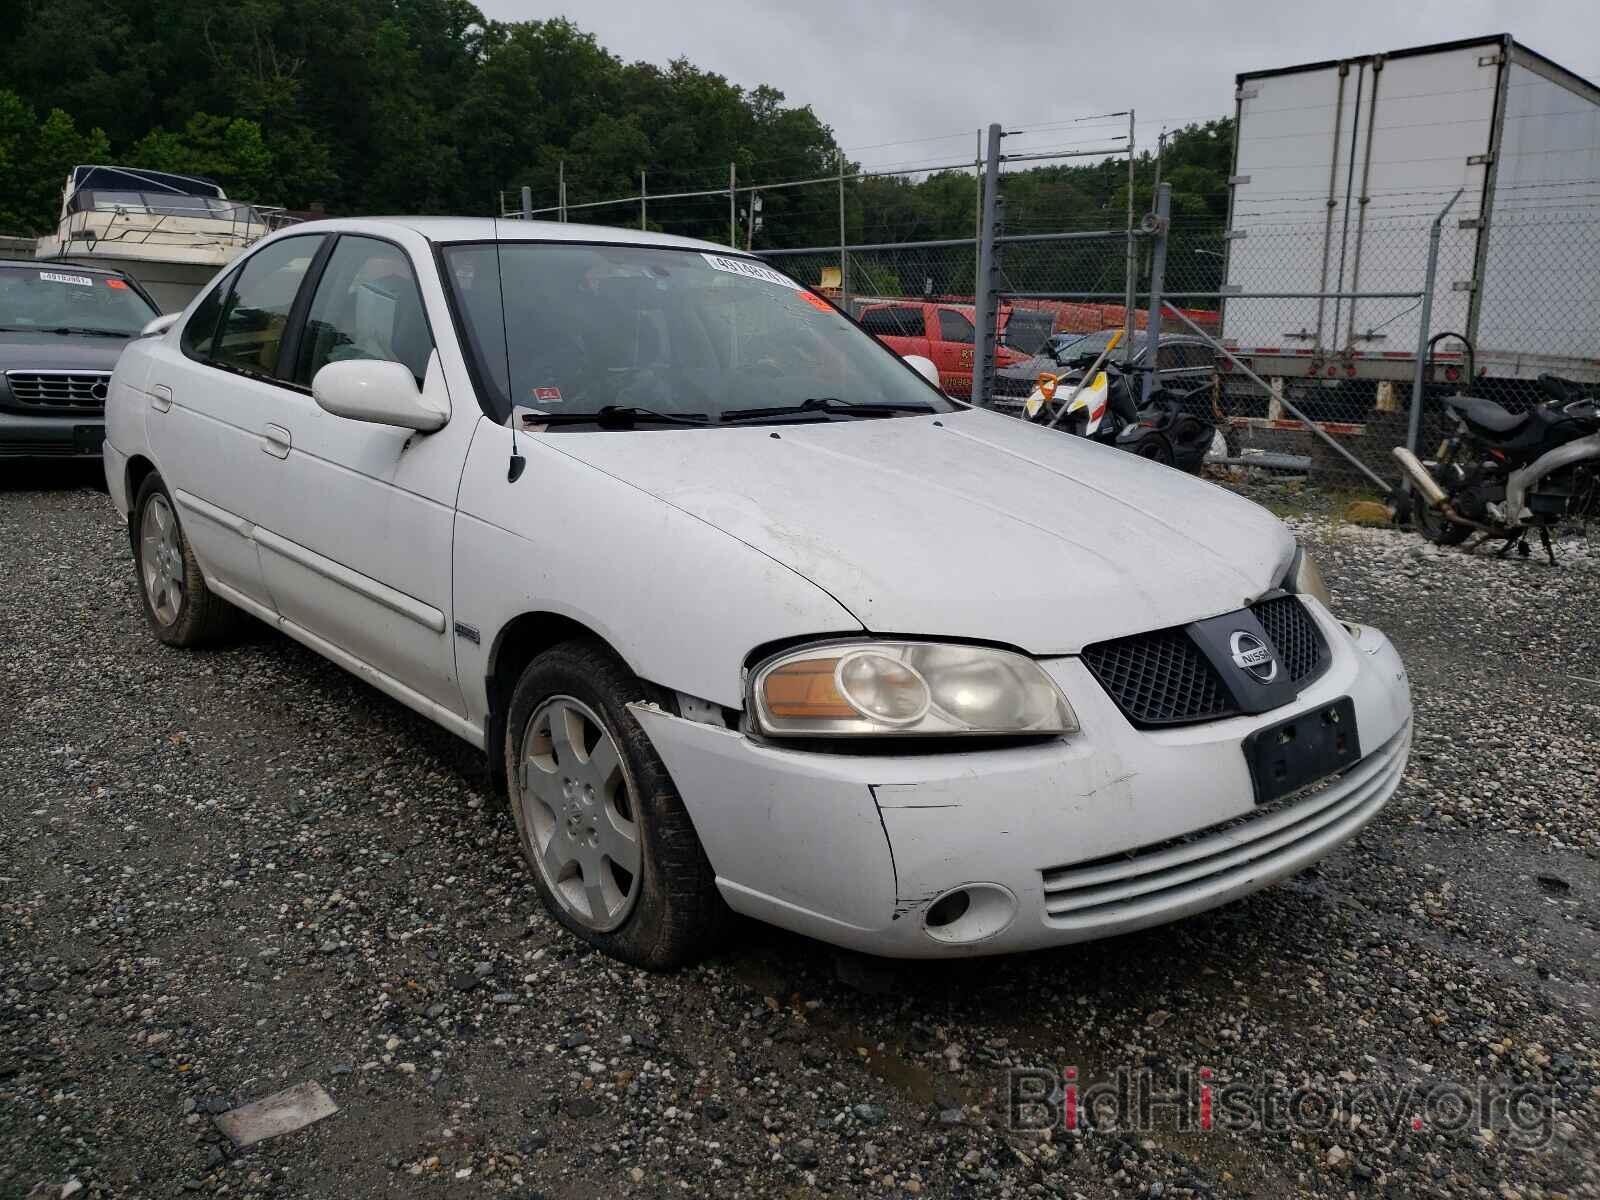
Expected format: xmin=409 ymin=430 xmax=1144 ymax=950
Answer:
xmin=131 ymin=473 xmax=240 ymax=646
xmin=1411 ymin=485 xmax=1472 ymax=546
xmin=504 ymin=640 xmax=726 ymax=968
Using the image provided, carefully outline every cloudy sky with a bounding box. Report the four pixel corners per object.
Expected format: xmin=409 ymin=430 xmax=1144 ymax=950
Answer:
xmin=477 ymin=0 xmax=1599 ymax=173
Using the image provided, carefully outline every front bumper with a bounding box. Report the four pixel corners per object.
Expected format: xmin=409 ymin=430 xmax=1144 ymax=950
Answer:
xmin=0 ymin=409 xmax=105 ymax=458
xmin=632 ymin=599 xmax=1411 ymax=958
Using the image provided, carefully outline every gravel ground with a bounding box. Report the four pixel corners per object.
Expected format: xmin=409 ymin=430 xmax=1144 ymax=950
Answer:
xmin=3 ymin=463 xmax=1598 ymax=1200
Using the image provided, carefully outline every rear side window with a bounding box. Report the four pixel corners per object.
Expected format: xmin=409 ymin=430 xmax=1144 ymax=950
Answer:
xmin=296 ymin=236 xmax=433 ymax=387
xmin=180 ymin=271 xmax=233 ymax=361
xmin=210 ymin=235 xmax=323 ymax=380
xmin=937 ymin=309 xmax=974 ymax=344
xmin=860 ymin=306 xmax=924 ymax=338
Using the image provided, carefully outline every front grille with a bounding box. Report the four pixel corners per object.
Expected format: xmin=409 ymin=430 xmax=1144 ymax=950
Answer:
xmin=4 ymin=370 xmax=111 ymax=410
xmin=1082 ymin=596 xmax=1330 ymax=728
xmin=1252 ymin=595 xmax=1323 ymax=682
xmin=1081 ymin=627 xmax=1237 ymax=726
xmin=1039 ymin=723 xmax=1410 ymax=930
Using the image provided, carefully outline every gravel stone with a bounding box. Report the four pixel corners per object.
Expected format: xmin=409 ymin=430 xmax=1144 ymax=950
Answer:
xmin=3 ymin=469 xmax=1597 ymax=1199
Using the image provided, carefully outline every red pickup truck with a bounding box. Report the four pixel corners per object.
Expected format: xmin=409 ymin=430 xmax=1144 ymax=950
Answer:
xmin=856 ymin=301 xmax=1031 ymax=396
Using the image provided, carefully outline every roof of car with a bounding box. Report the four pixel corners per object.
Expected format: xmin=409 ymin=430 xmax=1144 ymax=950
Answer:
xmin=0 ymin=257 xmax=129 ymax=276
xmin=277 ymin=216 xmax=738 ymax=254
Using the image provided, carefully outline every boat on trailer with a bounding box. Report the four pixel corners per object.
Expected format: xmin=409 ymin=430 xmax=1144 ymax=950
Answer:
xmin=34 ymin=166 xmax=292 ymax=312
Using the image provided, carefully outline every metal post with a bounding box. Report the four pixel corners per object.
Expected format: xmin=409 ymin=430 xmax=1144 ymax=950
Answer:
xmin=520 ymin=186 xmax=532 ymax=221
xmin=729 ymin=163 xmax=737 ymax=248
xmin=974 ymin=129 xmax=982 ymax=248
xmin=837 ymin=150 xmax=850 ymax=313
xmin=1122 ymin=109 xmax=1137 ymax=369
xmin=971 ymin=122 xmax=1002 ymax=407
xmin=1407 ymin=188 xmax=1464 ymax=453
xmin=640 ymin=171 xmax=647 ymax=231
xmin=1142 ymin=182 xmax=1170 ymax=405
xmin=558 ymin=161 xmax=566 ymax=223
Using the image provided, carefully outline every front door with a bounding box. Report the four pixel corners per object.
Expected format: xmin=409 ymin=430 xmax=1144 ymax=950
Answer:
xmin=933 ymin=307 xmax=976 ymax=395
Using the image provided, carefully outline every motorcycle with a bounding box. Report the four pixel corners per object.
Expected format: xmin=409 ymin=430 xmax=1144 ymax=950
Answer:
xmin=1023 ymin=356 xmax=1217 ymax=474
xmin=1392 ymin=372 xmax=1600 ymax=564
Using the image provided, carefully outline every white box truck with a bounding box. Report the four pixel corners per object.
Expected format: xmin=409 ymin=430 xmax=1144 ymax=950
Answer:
xmin=1221 ymin=34 xmax=1600 ymax=400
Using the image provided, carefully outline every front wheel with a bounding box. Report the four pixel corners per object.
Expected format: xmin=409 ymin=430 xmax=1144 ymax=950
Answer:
xmin=503 ymin=640 xmax=726 ymax=969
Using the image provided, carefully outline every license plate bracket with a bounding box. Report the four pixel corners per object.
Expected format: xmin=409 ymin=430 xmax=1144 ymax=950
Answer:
xmin=1243 ymin=697 xmax=1361 ymax=805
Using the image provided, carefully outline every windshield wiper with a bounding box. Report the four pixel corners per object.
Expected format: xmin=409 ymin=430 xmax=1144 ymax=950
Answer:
xmin=49 ymin=326 xmax=126 ymax=338
xmin=520 ymin=404 xmax=710 ymax=429
xmin=719 ymin=397 xmax=936 ymax=423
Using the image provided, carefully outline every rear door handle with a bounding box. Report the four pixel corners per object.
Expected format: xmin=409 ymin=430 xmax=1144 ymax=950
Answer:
xmin=261 ymin=423 xmax=292 ymax=459
xmin=150 ymin=384 xmax=173 ymax=413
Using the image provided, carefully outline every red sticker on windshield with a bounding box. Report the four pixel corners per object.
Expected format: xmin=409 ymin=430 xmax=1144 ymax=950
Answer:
xmin=799 ymin=292 xmax=832 ymax=313
xmin=533 ymin=386 xmax=561 ymax=403
xmin=105 ymin=279 xmax=128 ymax=289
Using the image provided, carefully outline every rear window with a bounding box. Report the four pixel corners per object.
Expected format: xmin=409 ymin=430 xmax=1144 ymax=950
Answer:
xmin=0 ymin=266 xmax=158 ymax=336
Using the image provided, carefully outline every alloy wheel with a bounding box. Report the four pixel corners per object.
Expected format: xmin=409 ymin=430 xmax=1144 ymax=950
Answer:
xmin=140 ymin=494 xmax=185 ymax=626
xmin=517 ymin=695 xmax=642 ymax=931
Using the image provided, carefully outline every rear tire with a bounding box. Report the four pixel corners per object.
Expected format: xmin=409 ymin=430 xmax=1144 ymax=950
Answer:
xmin=131 ymin=473 xmax=241 ymax=646
xmin=503 ymin=639 xmax=726 ymax=969
xmin=1412 ymin=487 xmax=1472 ymax=546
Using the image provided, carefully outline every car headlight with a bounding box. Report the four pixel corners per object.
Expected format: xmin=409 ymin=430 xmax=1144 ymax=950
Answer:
xmin=750 ymin=641 xmax=1078 ymax=738
xmin=1284 ymin=545 xmax=1332 ymax=610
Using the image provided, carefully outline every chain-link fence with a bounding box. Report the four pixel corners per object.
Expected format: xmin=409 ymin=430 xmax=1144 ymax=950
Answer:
xmin=500 ymin=119 xmax=1600 ymax=501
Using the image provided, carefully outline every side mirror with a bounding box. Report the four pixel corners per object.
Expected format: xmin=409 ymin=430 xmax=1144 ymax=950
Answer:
xmin=141 ymin=313 xmax=179 ymax=338
xmin=903 ymin=354 xmax=940 ymax=388
xmin=311 ymin=359 xmax=446 ymax=431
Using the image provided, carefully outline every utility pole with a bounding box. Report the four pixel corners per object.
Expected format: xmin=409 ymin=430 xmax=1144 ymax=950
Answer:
xmin=728 ymin=163 xmax=737 ymax=247
xmin=558 ymin=160 xmax=567 ymax=222
xmin=520 ymin=186 xmax=531 ymax=221
xmin=640 ymin=170 xmax=647 ymax=231
xmin=971 ymin=122 xmax=1003 ymax=408
xmin=1152 ymin=128 xmax=1167 ymax=194
xmin=745 ymin=191 xmax=761 ymax=250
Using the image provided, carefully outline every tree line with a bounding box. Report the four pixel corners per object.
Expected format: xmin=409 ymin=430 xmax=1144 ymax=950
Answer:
xmin=0 ymin=0 xmax=1234 ymax=254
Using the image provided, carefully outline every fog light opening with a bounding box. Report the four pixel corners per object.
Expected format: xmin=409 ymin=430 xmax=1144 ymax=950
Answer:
xmin=925 ymin=889 xmax=971 ymax=928
xmin=921 ymin=883 xmax=1018 ymax=945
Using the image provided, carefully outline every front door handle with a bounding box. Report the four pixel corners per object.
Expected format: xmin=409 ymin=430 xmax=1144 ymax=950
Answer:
xmin=150 ymin=384 xmax=173 ymax=413
xmin=261 ymin=423 xmax=292 ymax=459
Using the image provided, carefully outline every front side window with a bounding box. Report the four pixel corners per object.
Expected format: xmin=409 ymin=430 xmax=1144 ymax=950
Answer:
xmin=442 ymin=243 xmax=957 ymax=425
xmin=297 ymin=236 xmax=433 ymax=387
xmin=210 ymin=235 xmax=323 ymax=379
xmin=181 ymin=270 xmax=234 ymax=360
xmin=938 ymin=309 xmax=974 ymax=344
xmin=0 ymin=265 xmax=158 ymax=337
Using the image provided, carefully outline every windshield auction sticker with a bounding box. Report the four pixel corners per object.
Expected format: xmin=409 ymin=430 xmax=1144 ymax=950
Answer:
xmin=40 ymin=271 xmax=94 ymax=287
xmin=700 ymin=253 xmax=796 ymax=291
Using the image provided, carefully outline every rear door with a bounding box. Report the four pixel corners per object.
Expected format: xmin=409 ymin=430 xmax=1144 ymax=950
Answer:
xmin=143 ymin=233 xmax=327 ymax=612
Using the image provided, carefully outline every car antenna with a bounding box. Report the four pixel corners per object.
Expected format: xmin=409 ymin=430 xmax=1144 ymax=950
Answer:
xmin=494 ymin=212 xmax=525 ymax=483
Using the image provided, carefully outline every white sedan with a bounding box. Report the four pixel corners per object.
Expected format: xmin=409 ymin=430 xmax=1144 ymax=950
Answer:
xmin=103 ymin=218 xmax=1412 ymax=967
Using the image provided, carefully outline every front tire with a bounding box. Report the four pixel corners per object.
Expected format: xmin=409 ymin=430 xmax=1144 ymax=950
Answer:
xmin=503 ymin=640 xmax=725 ymax=969
xmin=1412 ymin=487 xmax=1472 ymax=546
xmin=131 ymin=473 xmax=240 ymax=646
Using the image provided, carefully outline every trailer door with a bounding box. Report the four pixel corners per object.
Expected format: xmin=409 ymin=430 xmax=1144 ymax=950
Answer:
xmin=1226 ymin=61 xmax=1366 ymax=354
xmin=1339 ymin=44 xmax=1500 ymax=355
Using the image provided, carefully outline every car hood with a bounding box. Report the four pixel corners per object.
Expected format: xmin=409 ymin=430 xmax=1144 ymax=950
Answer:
xmin=541 ymin=407 xmax=1296 ymax=654
xmin=0 ymin=331 xmax=132 ymax=372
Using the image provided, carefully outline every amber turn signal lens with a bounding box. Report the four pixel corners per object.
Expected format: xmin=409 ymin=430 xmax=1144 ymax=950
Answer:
xmin=761 ymin=657 xmax=856 ymax=719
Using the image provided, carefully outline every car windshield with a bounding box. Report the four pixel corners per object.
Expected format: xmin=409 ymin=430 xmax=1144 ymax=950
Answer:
xmin=0 ymin=265 xmax=157 ymax=335
xmin=1055 ymin=328 xmax=1146 ymax=365
xmin=442 ymin=242 xmax=957 ymax=426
